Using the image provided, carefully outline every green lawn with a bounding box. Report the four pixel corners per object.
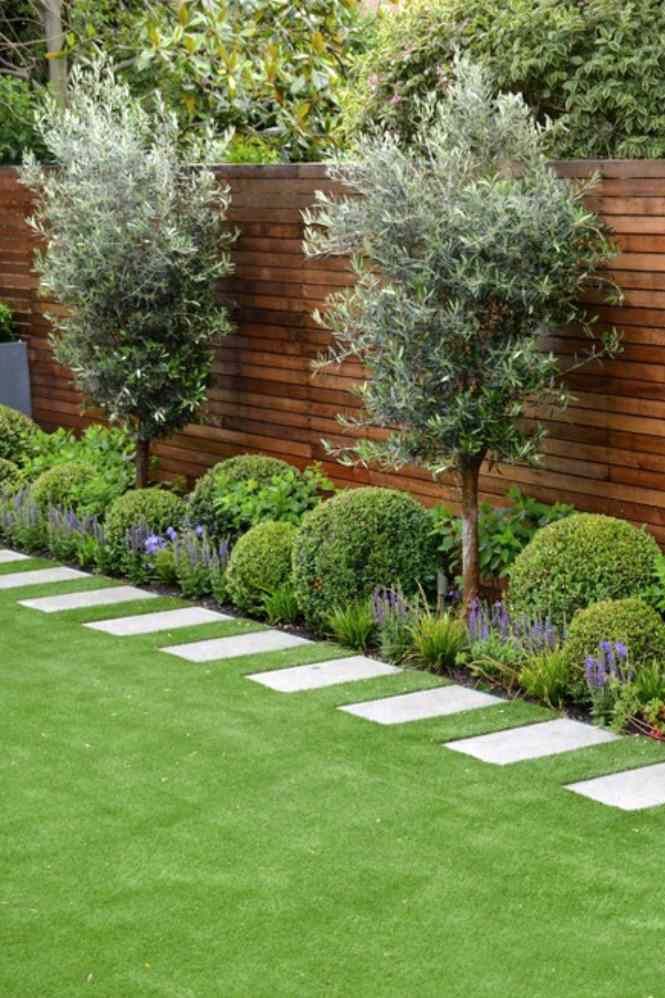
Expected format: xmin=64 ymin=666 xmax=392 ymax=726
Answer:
xmin=4 ymin=557 xmax=665 ymax=997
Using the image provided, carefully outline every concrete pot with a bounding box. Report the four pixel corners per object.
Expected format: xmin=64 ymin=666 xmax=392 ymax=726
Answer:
xmin=0 ymin=341 xmax=31 ymax=415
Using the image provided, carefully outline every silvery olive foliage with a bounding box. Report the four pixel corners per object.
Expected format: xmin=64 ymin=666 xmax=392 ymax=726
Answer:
xmin=304 ymin=57 xmax=620 ymax=603
xmin=21 ymin=58 xmax=235 ymax=486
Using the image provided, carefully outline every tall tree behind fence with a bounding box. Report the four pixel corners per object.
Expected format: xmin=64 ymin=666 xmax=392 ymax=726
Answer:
xmin=2 ymin=162 xmax=665 ymax=541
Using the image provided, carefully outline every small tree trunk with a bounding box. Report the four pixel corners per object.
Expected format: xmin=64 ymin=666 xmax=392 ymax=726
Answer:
xmin=460 ymin=458 xmax=483 ymax=610
xmin=135 ymin=438 xmax=150 ymax=489
xmin=41 ymin=0 xmax=67 ymax=108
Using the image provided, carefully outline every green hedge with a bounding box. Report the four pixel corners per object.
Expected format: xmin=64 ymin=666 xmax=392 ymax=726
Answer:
xmin=31 ymin=462 xmax=98 ymax=513
xmin=509 ymin=514 xmax=659 ymax=626
xmin=0 ymin=404 xmax=40 ymax=467
xmin=0 ymin=457 xmax=22 ymax=496
xmin=563 ymin=598 xmax=665 ymax=681
xmin=225 ymin=520 xmax=297 ymax=614
xmin=342 ymin=0 xmax=665 ymax=159
xmin=106 ymin=488 xmax=187 ymax=545
xmin=292 ymin=487 xmax=435 ymax=627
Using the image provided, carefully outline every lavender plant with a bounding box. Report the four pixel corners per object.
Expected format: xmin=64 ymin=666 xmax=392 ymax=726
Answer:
xmin=372 ymin=586 xmax=414 ymax=664
xmin=174 ymin=528 xmax=231 ymax=600
xmin=0 ymin=489 xmax=46 ymax=552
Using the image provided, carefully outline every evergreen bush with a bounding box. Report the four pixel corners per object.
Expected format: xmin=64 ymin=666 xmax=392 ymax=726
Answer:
xmin=106 ymin=489 xmax=186 ymax=546
xmin=225 ymin=520 xmax=297 ymax=615
xmin=563 ymin=598 xmax=665 ymax=682
xmin=292 ymin=487 xmax=435 ymax=627
xmin=509 ymin=514 xmax=659 ymax=627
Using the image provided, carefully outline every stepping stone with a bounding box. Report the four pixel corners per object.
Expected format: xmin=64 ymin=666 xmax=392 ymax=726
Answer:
xmin=85 ymin=607 xmax=230 ymax=636
xmin=566 ymin=762 xmax=665 ymax=811
xmin=0 ymin=549 xmax=29 ymax=564
xmin=445 ymin=718 xmax=619 ymax=766
xmin=248 ymin=655 xmax=401 ymax=693
xmin=339 ymin=684 xmax=501 ymax=725
xmin=19 ymin=585 xmax=157 ymax=614
xmin=0 ymin=566 xmax=88 ymax=591
xmin=163 ymin=629 xmax=311 ymax=663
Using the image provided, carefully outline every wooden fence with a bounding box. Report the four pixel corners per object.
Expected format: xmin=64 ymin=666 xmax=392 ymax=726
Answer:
xmin=3 ymin=161 xmax=665 ymax=540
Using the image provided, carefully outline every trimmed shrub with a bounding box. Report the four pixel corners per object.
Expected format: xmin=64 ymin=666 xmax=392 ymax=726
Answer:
xmin=31 ymin=462 xmax=98 ymax=513
xmin=0 ymin=458 xmax=22 ymax=496
xmin=292 ymin=487 xmax=435 ymax=627
xmin=188 ymin=454 xmax=297 ymax=538
xmin=106 ymin=488 xmax=186 ymax=546
xmin=509 ymin=514 xmax=659 ymax=626
xmin=563 ymin=598 xmax=665 ymax=682
xmin=0 ymin=403 xmax=40 ymax=466
xmin=225 ymin=520 xmax=297 ymax=614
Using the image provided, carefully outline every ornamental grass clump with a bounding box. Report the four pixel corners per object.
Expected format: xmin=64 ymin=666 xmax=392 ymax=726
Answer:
xmin=509 ymin=514 xmax=660 ymax=627
xmin=304 ymin=55 xmax=619 ymax=606
xmin=20 ymin=58 xmax=235 ymax=488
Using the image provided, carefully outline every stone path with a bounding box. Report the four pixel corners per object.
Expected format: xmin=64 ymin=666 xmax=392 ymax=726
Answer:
xmin=0 ymin=549 xmax=29 ymax=564
xmin=5 ymin=543 xmax=664 ymax=811
xmin=0 ymin=566 xmax=88 ymax=590
xmin=20 ymin=585 xmax=157 ymax=614
xmin=163 ymin=629 xmax=311 ymax=663
xmin=446 ymin=718 xmax=619 ymax=766
xmin=249 ymin=655 xmax=401 ymax=692
xmin=86 ymin=606 xmax=230 ymax=636
xmin=566 ymin=762 xmax=665 ymax=811
xmin=339 ymin=684 xmax=501 ymax=725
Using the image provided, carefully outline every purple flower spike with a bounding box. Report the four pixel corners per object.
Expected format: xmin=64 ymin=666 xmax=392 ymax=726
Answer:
xmin=144 ymin=533 xmax=165 ymax=556
xmin=195 ymin=524 xmax=205 ymax=539
xmin=165 ymin=526 xmax=178 ymax=542
xmin=615 ymin=642 xmax=628 ymax=660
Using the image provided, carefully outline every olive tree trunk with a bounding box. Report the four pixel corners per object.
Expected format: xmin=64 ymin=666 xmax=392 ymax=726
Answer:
xmin=460 ymin=457 xmax=483 ymax=609
xmin=41 ymin=0 xmax=67 ymax=108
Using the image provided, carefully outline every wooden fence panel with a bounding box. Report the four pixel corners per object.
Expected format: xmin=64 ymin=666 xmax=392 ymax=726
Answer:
xmin=3 ymin=161 xmax=665 ymax=539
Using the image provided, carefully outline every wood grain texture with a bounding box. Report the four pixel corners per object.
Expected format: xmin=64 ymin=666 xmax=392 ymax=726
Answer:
xmin=4 ymin=161 xmax=665 ymax=535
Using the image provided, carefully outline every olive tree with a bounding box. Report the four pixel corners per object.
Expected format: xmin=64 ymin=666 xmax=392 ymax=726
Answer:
xmin=21 ymin=58 xmax=234 ymax=487
xmin=304 ymin=57 xmax=619 ymax=606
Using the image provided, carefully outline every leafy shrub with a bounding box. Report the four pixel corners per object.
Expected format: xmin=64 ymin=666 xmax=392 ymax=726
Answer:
xmin=342 ymin=0 xmax=665 ymax=159
xmin=431 ymin=487 xmax=574 ymax=581
xmin=519 ymin=649 xmax=570 ymax=709
xmin=31 ymin=462 xmax=98 ymax=513
xmin=0 ymin=302 xmax=16 ymax=343
xmin=409 ymin=610 xmax=467 ymax=673
xmin=0 ymin=458 xmax=22 ymax=497
xmin=105 ymin=489 xmax=187 ymax=547
xmin=226 ymin=520 xmax=297 ymax=614
xmin=292 ymin=487 xmax=435 ymax=627
xmin=326 ymin=600 xmax=376 ymax=653
xmin=0 ymin=404 xmax=40 ymax=467
xmin=213 ymin=465 xmax=332 ymax=537
xmin=224 ymin=135 xmax=280 ymax=164
xmin=0 ymin=78 xmax=46 ymax=165
xmin=509 ymin=514 xmax=659 ymax=627
xmin=563 ymin=598 xmax=665 ymax=685
xmin=21 ymin=424 xmax=135 ymax=485
xmin=188 ymin=454 xmax=296 ymax=538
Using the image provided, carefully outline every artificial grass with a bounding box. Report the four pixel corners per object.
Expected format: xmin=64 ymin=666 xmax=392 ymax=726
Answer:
xmin=3 ymin=567 xmax=665 ymax=997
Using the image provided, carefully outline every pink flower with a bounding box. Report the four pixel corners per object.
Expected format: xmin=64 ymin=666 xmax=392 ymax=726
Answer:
xmin=390 ymin=93 xmax=402 ymax=106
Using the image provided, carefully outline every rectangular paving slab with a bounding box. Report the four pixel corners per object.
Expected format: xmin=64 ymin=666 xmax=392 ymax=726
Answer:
xmin=248 ymin=655 xmax=401 ymax=693
xmin=19 ymin=585 xmax=157 ymax=613
xmin=0 ymin=566 xmax=88 ymax=591
xmin=0 ymin=549 xmax=29 ymax=564
xmin=85 ymin=606 xmax=231 ymax=636
xmin=445 ymin=717 xmax=619 ymax=766
xmin=163 ymin=629 xmax=311 ymax=663
xmin=566 ymin=762 xmax=665 ymax=811
xmin=339 ymin=684 xmax=501 ymax=725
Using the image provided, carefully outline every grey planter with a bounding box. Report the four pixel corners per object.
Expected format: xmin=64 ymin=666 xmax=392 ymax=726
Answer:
xmin=0 ymin=341 xmax=31 ymax=415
